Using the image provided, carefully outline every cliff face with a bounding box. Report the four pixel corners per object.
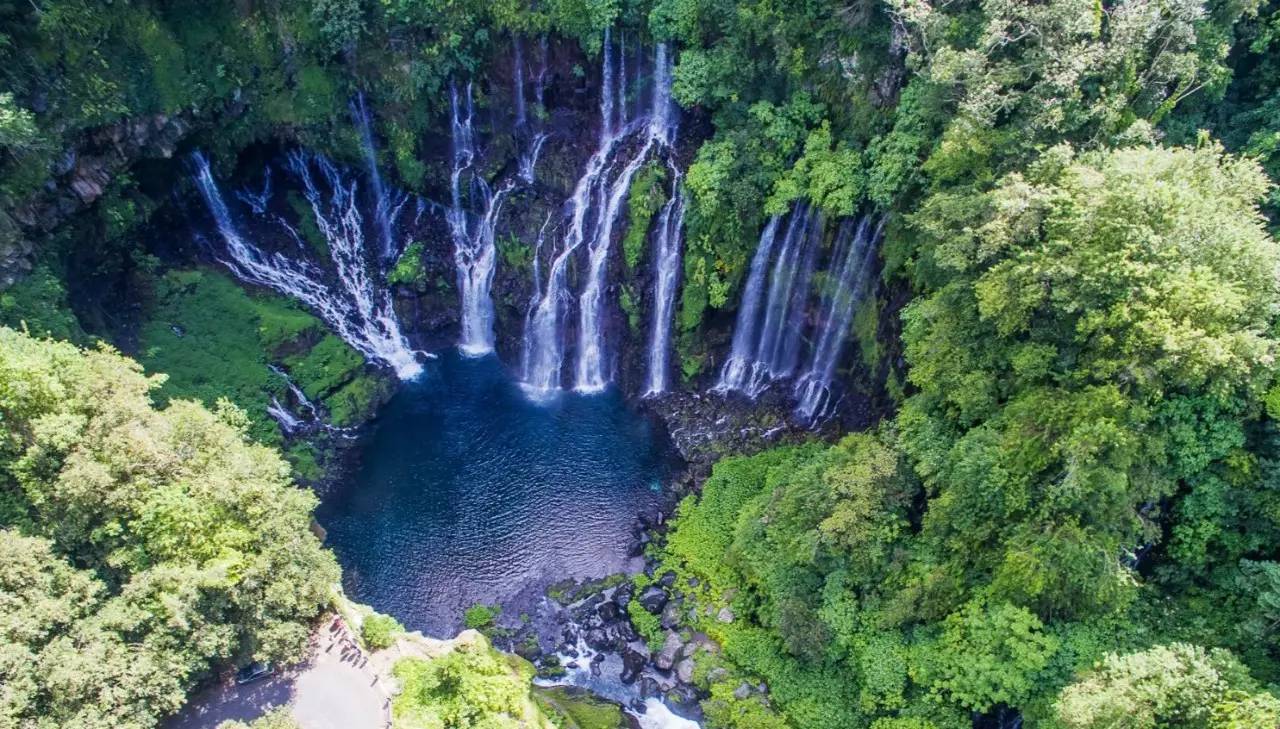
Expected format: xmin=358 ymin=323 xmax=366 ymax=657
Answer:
xmin=2 ymin=113 xmax=193 ymax=287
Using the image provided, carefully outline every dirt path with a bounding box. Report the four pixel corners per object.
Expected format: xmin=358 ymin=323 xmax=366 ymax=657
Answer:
xmin=166 ymin=617 xmax=391 ymax=729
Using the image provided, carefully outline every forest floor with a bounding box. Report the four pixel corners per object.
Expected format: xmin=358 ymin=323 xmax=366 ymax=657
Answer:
xmin=165 ymin=616 xmax=391 ymax=729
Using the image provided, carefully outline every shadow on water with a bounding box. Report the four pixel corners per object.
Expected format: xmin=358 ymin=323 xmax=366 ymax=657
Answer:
xmin=318 ymin=350 xmax=675 ymax=637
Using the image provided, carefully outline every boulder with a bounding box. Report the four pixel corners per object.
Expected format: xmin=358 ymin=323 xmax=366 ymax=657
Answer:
xmin=638 ymin=585 xmax=668 ymax=614
xmin=716 ymin=607 xmax=735 ymax=623
xmin=676 ymin=658 xmax=695 ymax=684
xmin=597 ymin=600 xmax=620 ymax=622
xmin=660 ymin=601 xmax=682 ymax=629
xmin=655 ymin=632 xmax=683 ymax=671
xmin=620 ymin=641 xmax=650 ymax=684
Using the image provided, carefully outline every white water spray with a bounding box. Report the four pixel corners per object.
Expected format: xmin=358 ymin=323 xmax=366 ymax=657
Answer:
xmin=352 ymin=92 xmax=408 ymax=261
xmin=192 ymin=151 xmax=424 ymax=379
xmin=793 ymin=216 xmax=882 ymax=420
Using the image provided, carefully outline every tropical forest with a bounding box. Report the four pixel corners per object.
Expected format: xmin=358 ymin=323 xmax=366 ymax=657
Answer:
xmin=2 ymin=0 xmax=1280 ymax=728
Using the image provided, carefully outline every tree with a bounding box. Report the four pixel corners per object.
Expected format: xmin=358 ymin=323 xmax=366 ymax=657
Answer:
xmin=915 ymin=599 xmax=1058 ymax=713
xmin=900 ymin=143 xmax=1280 ymax=619
xmin=1053 ymin=644 xmax=1280 ymax=728
xmin=0 ymin=328 xmax=339 ymax=728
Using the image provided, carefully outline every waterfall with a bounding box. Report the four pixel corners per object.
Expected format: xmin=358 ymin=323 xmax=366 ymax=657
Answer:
xmin=793 ymin=216 xmax=882 ymax=421
xmin=448 ymin=82 xmax=512 ymax=356
xmin=520 ymin=31 xmax=623 ymax=393
xmin=192 ymin=151 xmax=424 ymax=379
xmin=573 ymin=42 xmax=677 ymax=393
xmin=515 ymin=36 xmax=550 ymax=184
xmin=513 ymin=36 xmax=528 ymax=130
xmin=351 ymin=92 xmax=407 ymax=261
xmin=716 ymin=217 xmax=782 ymax=392
xmin=642 ymin=167 xmax=685 ymax=397
xmin=520 ymin=34 xmax=679 ymax=396
xmin=714 ymin=205 xmax=821 ymax=397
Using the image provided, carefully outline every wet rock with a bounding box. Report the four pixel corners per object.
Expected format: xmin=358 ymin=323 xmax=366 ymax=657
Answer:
xmin=615 ymin=582 xmax=634 ymax=610
xmin=655 ymin=632 xmax=683 ymax=671
xmin=639 ymin=676 xmax=660 ymax=697
xmin=639 ymin=585 xmax=668 ymax=614
xmin=659 ymin=571 xmax=677 ymax=588
xmin=667 ymin=685 xmax=703 ymax=717
xmin=620 ymin=641 xmax=650 ymax=684
xmin=597 ymin=600 xmax=620 ymax=622
xmin=585 ymin=629 xmax=609 ymax=651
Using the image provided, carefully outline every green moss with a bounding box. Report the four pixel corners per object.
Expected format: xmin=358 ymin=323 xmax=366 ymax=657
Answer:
xmin=498 ymin=233 xmax=534 ymax=272
xmin=284 ymin=334 xmax=365 ymax=401
xmin=627 ymin=576 xmax=667 ymax=651
xmin=323 ymin=373 xmax=390 ymax=427
xmin=138 ymin=268 xmax=377 ymax=443
xmin=464 ymin=603 xmax=501 ymax=630
xmin=389 ymin=124 xmax=426 ymax=189
xmin=623 ymin=162 xmax=668 ymax=271
xmin=853 ymin=297 xmax=880 ymax=370
xmin=284 ymin=441 xmax=324 ymax=482
xmin=285 ymin=191 xmax=330 ymax=257
xmin=619 ymin=286 xmax=641 ymax=335
xmin=533 ymin=686 xmax=626 ymax=729
xmin=388 ymin=241 xmax=428 ymax=290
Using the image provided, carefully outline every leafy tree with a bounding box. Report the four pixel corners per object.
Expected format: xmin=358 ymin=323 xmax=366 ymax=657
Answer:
xmin=1053 ymin=644 xmax=1280 ymax=729
xmin=0 ymin=327 xmax=338 ymax=728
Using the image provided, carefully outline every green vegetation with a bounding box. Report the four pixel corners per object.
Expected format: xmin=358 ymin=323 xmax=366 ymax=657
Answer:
xmin=532 ymin=686 xmax=626 ymax=729
xmin=464 ymin=603 xmax=502 ymax=631
xmin=623 ymin=162 xmax=668 ymax=271
xmin=0 ymin=327 xmax=338 ymax=728
xmin=391 ymin=633 xmax=555 ymax=728
xmin=137 ymin=268 xmax=385 ymax=443
xmin=2 ymin=0 xmax=1280 ymax=727
xmin=388 ymin=241 xmax=429 ymax=290
xmin=655 ymin=141 xmax=1280 ymax=728
xmin=362 ymin=614 xmax=405 ymax=651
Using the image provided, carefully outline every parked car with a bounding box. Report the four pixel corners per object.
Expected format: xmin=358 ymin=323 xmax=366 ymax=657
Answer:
xmin=235 ymin=662 xmax=274 ymax=685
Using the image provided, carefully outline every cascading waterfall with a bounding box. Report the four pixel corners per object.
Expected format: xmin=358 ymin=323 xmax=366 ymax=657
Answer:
xmin=513 ymin=36 xmax=550 ymax=184
xmin=192 ymin=151 xmax=424 ymax=379
xmin=715 ymin=216 xmax=782 ymax=392
xmin=793 ymin=216 xmax=882 ymax=420
xmin=573 ymin=42 xmax=677 ymax=393
xmin=521 ymin=30 xmax=671 ymax=395
xmin=714 ymin=205 xmax=822 ymax=397
xmin=448 ymin=82 xmax=513 ymax=356
xmin=642 ymin=167 xmax=685 ymax=396
xmin=352 ymin=92 xmax=408 ymax=262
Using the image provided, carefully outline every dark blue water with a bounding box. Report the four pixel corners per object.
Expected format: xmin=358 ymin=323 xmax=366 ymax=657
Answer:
xmin=318 ymin=351 xmax=672 ymax=636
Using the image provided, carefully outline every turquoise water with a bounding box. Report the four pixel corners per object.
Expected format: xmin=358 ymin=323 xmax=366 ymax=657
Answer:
xmin=318 ymin=351 xmax=672 ymax=636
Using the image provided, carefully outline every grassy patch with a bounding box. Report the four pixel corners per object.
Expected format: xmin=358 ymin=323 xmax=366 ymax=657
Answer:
xmin=533 ymin=686 xmax=626 ymax=729
xmin=137 ymin=268 xmax=378 ymax=444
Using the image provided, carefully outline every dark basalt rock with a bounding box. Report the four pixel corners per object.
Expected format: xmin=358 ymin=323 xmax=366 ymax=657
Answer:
xmin=620 ymin=641 xmax=650 ymax=684
xmin=638 ymin=585 xmax=668 ymax=613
